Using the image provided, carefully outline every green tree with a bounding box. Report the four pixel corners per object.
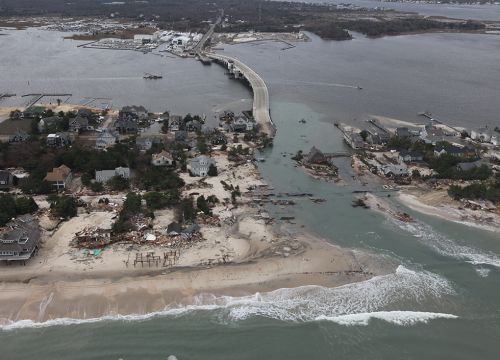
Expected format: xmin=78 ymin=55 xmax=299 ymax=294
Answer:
xmin=197 ymin=136 xmax=208 ymax=154
xmin=122 ymin=192 xmax=142 ymax=216
xmin=15 ymin=196 xmax=38 ymax=214
xmin=0 ymin=194 xmax=17 ymax=226
xmin=48 ymin=195 xmax=77 ymax=219
xmin=196 ymin=195 xmax=211 ymax=215
xmin=107 ymin=176 xmax=130 ymax=191
xmin=90 ymin=182 xmax=104 ymax=192
xmin=207 ymin=163 xmax=218 ymax=176
xmin=180 ymin=197 xmax=196 ymax=222
xmin=360 ymin=130 xmax=369 ymax=142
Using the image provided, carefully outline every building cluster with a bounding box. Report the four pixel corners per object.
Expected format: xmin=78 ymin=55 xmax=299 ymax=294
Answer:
xmin=341 ymin=119 xmax=499 ymax=181
xmin=219 ymin=111 xmax=256 ymax=133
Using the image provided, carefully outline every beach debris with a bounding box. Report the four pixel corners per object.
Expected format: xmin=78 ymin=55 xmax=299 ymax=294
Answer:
xmin=352 ymin=198 xmax=370 ymax=209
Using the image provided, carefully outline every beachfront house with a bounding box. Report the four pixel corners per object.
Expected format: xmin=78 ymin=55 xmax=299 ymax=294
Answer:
xmin=151 ymin=150 xmax=174 ymax=167
xmin=120 ymin=105 xmax=148 ymax=121
xmin=44 ymin=165 xmax=73 ymax=190
xmin=0 ymin=215 xmax=41 ymax=264
xmin=381 ymin=164 xmax=409 ymax=177
xmin=189 ymin=155 xmax=215 ymax=177
xmin=95 ymin=167 xmax=130 ymax=183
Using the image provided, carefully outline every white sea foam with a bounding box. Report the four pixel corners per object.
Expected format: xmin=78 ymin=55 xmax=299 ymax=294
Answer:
xmin=394 ymin=220 xmax=500 ymax=268
xmin=0 ymin=266 xmax=455 ymax=331
xmin=315 ymin=311 xmax=458 ymax=326
xmin=475 ymin=267 xmax=491 ymax=278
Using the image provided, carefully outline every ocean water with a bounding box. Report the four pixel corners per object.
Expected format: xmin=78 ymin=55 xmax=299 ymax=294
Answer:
xmin=1 ymin=26 xmax=500 ymax=359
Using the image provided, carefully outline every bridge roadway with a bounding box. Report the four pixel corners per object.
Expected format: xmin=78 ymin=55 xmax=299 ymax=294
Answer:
xmin=207 ymin=53 xmax=275 ymax=137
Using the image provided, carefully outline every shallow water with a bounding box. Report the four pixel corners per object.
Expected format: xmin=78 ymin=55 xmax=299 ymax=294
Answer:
xmin=1 ymin=28 xmax=500 ymax=359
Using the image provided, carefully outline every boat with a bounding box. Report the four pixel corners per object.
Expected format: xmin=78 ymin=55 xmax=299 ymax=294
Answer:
xmin=143 ymin=73 xmax=163 ymax=80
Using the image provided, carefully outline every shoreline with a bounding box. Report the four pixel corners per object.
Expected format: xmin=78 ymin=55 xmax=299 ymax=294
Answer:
xmin=0 ymin=232 xmax=390 ymax=325
xmin=0 ymin=150 xmax=392 ymax=325
xmin=398 ymin=191 xmax=500 ymax=233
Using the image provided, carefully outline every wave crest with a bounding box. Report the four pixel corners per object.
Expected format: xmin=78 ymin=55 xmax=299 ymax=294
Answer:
xmin=315 ymin=311 xmax=458 ymax=326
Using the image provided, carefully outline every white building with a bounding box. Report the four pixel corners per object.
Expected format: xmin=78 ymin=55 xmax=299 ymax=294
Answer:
xmin=189 ymin=155 xmax=215 ymax=177
xmin=95 ymin=167 xmax=130 ymax=183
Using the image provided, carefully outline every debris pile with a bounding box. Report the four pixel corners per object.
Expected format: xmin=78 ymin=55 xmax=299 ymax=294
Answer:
xmin=75 ymin=227 xmax=112 ymax=249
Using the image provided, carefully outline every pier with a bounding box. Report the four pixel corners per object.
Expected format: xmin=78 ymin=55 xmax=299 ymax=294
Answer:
xmin=208 ymin=53 xmax=275 ymax=137
xmin=22 ymin=93 xmax=72 ymax=108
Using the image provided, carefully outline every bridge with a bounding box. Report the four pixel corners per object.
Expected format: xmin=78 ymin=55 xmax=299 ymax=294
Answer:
xmin=208 ymin=53 xmax=275 ymax=137
xmin=193 ymin=10 xmax=223 ymax=55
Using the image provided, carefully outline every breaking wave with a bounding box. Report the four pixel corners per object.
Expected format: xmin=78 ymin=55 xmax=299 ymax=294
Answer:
xmin=316 ymin=311 xmax=458 ymax=326
xmin=394 ymin=221 xmax=500 ymax=268
xmin=1 ymin=266 xmax=456 ymax=331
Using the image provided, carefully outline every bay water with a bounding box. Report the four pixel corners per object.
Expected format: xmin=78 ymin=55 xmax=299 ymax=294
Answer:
xmin=0 ymin=26 xmax=499 ymax=359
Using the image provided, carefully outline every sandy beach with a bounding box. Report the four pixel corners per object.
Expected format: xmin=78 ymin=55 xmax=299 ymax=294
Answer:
xmin=0 ymin=151 xmax=390 ymax=324
xmin=398 ymin=190 xmax=500 ymax=233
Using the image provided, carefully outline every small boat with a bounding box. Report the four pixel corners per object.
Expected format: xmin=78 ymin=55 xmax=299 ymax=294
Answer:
xmin=144 ymin=73 xmax=163 ymax=80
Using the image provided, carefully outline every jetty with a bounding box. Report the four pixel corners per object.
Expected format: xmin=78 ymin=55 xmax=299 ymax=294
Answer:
xmin=22 ymin=93 xmax=72 ymax=108
xmin=208 ymin=53 xmax=275 ymax=137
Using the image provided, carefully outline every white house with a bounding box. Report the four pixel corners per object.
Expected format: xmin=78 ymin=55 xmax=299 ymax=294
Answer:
xmin=95 ymin=167 xmax=130 ymax=183
xmin=151 ymin=150 xmax=174 ymax=167
xmin=189 ymin=155 xmax=215 ymax=177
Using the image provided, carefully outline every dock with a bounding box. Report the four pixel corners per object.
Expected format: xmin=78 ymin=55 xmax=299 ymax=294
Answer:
xmin=22 ymin=93 xmax=72 ymax=108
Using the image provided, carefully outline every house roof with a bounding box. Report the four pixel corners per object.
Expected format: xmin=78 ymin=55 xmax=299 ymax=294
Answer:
xmin=0 ymin=215 xmax=40 ymax=256
xmin=457 ymin=160 xmax=488 ymax=172
xmin=191 ymin=155 xmax=214 ymax=168
xmin=435 ymin=144 xmax=469 ymax=154
xmin=306 ymin=146 xmax=326 ymax=164
xmin=44 ymin=165 xmax=71 ymax=182
xmin=152 ymin=150 xmax=173 ymax=161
